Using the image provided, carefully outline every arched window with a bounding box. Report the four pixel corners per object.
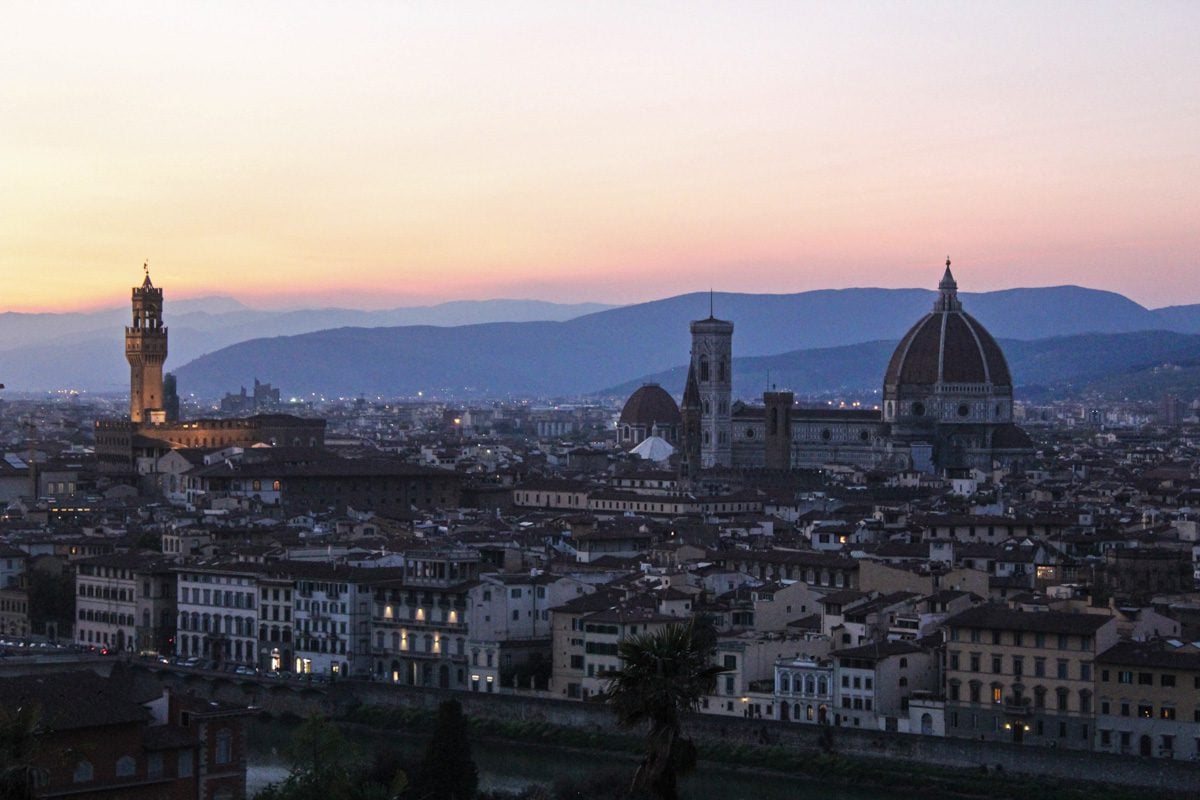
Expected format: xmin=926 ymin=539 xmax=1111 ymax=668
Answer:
xmin=718 ymin=357 xmax=727 ymax=382
xmin=780 ymin=674 xmax=790 ymax=693
xmin=73 ymin=761 xmax=93 ymax=783
xmin=115 ymin=756 xmax=136 ymax=777
xmin=699 ymin=355 xmax=709 ymax=382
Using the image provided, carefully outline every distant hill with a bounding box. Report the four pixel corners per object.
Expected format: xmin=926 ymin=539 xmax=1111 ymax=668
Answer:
xmin=1148 ymin=303 xmax=1200 ymax=334
xmin=166 ymin=286 xmax=1200 ymax=399
xmin=0 ymin=298 xmax=615 ymax=392
xmin=603 ymin=330 xmax=1200 ymax=401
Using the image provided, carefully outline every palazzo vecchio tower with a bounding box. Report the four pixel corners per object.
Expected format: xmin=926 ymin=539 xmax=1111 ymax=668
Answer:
xmin=125 ymin=264 xmax=168 ymax=423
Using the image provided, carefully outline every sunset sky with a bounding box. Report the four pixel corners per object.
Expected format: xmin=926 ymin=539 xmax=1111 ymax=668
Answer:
xmin=2 ymin=2 xmax=1197 ymax=312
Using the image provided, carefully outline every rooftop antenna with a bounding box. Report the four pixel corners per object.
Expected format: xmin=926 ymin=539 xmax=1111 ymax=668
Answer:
xmin=709 ymin=288 xmax=714 ymax=318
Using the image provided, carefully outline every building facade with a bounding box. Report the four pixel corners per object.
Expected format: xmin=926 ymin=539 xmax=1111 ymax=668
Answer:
xmin=943 ymin=605 xmax=1119 ymax=750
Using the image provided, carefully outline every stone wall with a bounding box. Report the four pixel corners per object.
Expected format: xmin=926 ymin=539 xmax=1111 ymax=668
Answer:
xmin=129 ymin=666 xmax=1200 ymax=793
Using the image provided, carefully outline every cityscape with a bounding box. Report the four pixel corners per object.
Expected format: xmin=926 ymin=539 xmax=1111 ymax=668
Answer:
xmin=2 ymin=4 xmax=1199 ymax=800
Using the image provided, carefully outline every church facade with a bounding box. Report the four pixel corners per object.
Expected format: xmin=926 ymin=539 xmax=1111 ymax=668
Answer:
xmin=678 ymin=262 xmax=1034 ymax=475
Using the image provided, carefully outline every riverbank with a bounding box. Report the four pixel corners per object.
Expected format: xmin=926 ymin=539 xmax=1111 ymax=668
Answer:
xmin=247 ymin=715 xmax=922 ymax=800
xmin=321 ymin=704 xmax=1156 ymax=800
xmin=123 ymin=666 xmax=1197 ymax=798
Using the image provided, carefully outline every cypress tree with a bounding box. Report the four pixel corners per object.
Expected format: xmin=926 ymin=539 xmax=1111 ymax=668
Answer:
xmin=413 ymin=700 xmax=478 ymax=800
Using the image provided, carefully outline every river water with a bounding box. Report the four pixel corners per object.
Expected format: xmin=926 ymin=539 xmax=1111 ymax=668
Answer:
xmin=246 ymin=718 xmax=911 ymax=800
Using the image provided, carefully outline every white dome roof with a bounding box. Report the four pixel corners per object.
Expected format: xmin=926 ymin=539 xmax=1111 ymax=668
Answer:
xmin=631 ymin=436 xmax=674 ymax=462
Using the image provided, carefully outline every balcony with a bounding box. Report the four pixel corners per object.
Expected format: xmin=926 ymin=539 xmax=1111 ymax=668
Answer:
xmin=1003 ymin=696 xmax=1032 ymax=715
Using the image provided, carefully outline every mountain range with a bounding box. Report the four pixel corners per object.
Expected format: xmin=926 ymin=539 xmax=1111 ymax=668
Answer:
xmin=6 ymin=284 xmax=1200 ymax=399
xmin=0 ymin=298 xmax=613 ymax=392
xmin=603 ymin=331 xmax=1200 ymax=401
xmin=164 ymin=285 xmax=1200 ymax=400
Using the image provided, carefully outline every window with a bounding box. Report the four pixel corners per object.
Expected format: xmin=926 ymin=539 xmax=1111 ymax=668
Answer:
xmin=73 ymin=760 xmax=93 ymax=783
xmin=115 ymin=756 xmax=136 ymax=777
xmin=949 ymin=652 xmax=960 ymax=670
xmin=147 ymin=752 xmax=164 ymax=779
xmin=969 ymin=654 xmax=980 ymax=672
xmin=992 ymin=686 xmax=1002 ymax=704
xmin=1161 ymin=674 xmax=1176 ymax=688
xmin=1034 ymin=658 xmax=1046 ymax=677
xmin=991 ymin=656 xmax=1002 ymax=674
xmin=1117 ymin=670 xmax=1133 ymax=684
xmin=1056 ymin=660 xmax=1068 ymax=680
xmin=215 ymin=730 xmax=233 ymax=765
xmin=1138 ymin=672 xmax=1153 ymax=686
xmin=1161 ymin=707 xmax=1176 ymax=721
xmin=1080 ymin=663 xmax=1091 ymax=681
xmin=1138 ymin=704 xmax=1153 ymax=719
xmin=178 ymin=751 xmax=193 ymax=778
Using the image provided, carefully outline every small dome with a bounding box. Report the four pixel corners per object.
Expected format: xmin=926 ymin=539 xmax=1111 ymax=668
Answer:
xmin=884 ymin=265 xmax=1012 ymax=389
xmin=631 ymin=436 xmax=675 ymax=462
xmin=619 ymin=384 xmax=681 ymax=427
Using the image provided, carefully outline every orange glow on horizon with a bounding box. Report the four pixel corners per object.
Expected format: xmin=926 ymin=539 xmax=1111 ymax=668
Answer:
xmin=1 ymin=4 xmax=1197 ymax=313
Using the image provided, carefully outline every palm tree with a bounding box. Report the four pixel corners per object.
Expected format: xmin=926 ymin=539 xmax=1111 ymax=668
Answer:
xmin=599 ymin=620 xmax=725 ymax=800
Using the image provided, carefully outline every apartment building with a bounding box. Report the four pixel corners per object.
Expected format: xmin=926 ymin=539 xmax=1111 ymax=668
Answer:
xmin=370 ymin=549 xmax=481 ymax=688
xmin=465 ymin=571 xmax=593 ymax=690
xmin=175 ymin=563 xmax=259 ymax=666
xmin=943 ymin=605 xmax=1119 ymax=749
xmin=832 ymin=639 xmax=938 ymax=731
xmin=75 ymin=554 xmax=176 ymax=654
xmin=1094 ymin=639 xmax=1200 ymax=760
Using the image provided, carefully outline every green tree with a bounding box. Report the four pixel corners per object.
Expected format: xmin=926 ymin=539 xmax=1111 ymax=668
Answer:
xmin=0 ymin=704 xmax=44 ymax=800
xmin=256 ymin=715 xmax=361 ymax=800
xmin=599 ymin=621 xmax=725 ymax=800
xmin=411 ymin=700 xmax=478 ymax=800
